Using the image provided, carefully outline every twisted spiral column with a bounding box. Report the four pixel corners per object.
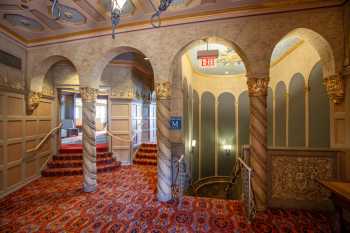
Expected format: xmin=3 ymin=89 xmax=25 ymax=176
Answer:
xmin=80 ymin=87 xmax=98 ymax=193
xmin=156 ymin=81 xmax=172 ymax=202
xmin=247 ymin=77 xmax=269 ymax=211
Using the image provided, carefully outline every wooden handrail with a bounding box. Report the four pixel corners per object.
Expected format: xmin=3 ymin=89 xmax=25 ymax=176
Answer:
xmin=106 ymin=130 xmax=133 ymax=143
xmin=26 ymin=123 xmax=62 ymax=153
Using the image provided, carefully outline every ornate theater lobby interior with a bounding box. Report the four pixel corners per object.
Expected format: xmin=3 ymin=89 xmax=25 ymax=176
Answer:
xmin=0 ymin=0 xmax=350 ymax=232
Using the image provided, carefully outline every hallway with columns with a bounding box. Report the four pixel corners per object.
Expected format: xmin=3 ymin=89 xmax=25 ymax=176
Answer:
xmin=1 ymin=0 xmax=350 ymax=232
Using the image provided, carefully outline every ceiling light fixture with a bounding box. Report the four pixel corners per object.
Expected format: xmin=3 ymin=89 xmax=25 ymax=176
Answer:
xmin=111 ymin=0 xmax=126 ymax=39
xmin=50 ymin=0 xmax=61 ymax=20
xmin=150 ymin=0 xmax=174 ymax=28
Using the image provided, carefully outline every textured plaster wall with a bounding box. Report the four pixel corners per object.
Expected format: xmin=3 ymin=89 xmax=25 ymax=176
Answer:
xmin=26 ymin=6 xmax=344 ymax=91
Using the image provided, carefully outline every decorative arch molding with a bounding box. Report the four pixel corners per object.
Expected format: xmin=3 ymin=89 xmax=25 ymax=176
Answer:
xmin=30 ymin=55 xmax=79 ymax=92
xmin=269 ymin=28 xmax=336 ymax=79
xmin=86 ymin=46 xmax=155 ymax=88
xmin=28 ymin=54 xmax=78 ymax=114
xmin=169 ymin=36 xmax=251 ymax=80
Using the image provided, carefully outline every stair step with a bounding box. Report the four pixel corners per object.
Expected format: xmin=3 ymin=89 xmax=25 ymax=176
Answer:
xmin=47 ymin=157 xmax=114 ymax=168
xmin=133 ymin=158 xmax=157 ymax=165
xmin=42 ymin=162 xmax=121 ymax=177
xmin=139 ymin=148 xmax=157 ymax=153
xmin=53 ymin=152 xmax=112 ymax=161
xmin=135 ymin=153 xmax=157 ymax=159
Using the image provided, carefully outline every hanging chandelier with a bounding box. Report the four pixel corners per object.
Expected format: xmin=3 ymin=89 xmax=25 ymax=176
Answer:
xmin=111 ymin=0 xmax=126 ymax=39
xmin=50 ymin=0 xmax=61 ymax=19
xmin=150 ymin=0 xmax=174 ymax=28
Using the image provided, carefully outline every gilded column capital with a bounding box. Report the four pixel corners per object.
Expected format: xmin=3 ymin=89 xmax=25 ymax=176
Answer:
xmin=247 ymin=78 xmax=269 ymax=97
xmin=155 ymin=81 xmax=171 ymax=100
xmin=323 ymin=74 xmax=345 ymax=104
xmin=26 ymin=91 xmax=42 ymax=114
xmin=80 ymin=87 xmax=98 ymax=102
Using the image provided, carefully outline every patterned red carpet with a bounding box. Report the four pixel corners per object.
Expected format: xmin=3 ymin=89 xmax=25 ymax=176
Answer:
xmin=0 ymin=165 xmax=331 ymax=233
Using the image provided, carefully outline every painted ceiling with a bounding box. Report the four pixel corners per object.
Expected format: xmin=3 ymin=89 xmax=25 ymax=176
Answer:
xmin=0 ymin=0 xmax=342 ymax=44
xmin=186 ymin=36 xmax=303 ymax=77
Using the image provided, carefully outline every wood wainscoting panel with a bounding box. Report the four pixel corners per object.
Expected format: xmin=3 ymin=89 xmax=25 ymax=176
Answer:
xmin=0 ymin=94 xmax=3 ymax=115
xmin=25 ymin=139 xmax=36 ymax=151
xmin=38 ymin=120 xmax=51 ymax=135
xmin=111 ymin=104 xmax=129 ymax=117
xmin=38 ymin=139 xmax=51 ymax=154
xmin=7 ymin=96 xmax=23 ymax=116
xmin=37 ymin=101 xmax=51 ymax=117
xmin=0 ymin=121 xmax=3 ymax=140
xmin=7 ymin=165 xmax=21 ymax=187
xmin=111 ymin=119 xmax=129 ymax=132
xmin=25 ymin=159 xmax=37 ymax=178
xmin=0 ymin=145 xmax=3 ymax=165
xmin=7 ymin=142 xmax=22 ymax=163
xmin=7 ymin=120 xmax=23 ymax=139
xmin=334 ymin=119 xmax=346 ymax=145
xmin=38 ymin=154 xmax=50 ymax=169
xmin=0 ymin=170 xmax=3 ymax=191
xmin=25 ymin=120 xmax=37 ymax=137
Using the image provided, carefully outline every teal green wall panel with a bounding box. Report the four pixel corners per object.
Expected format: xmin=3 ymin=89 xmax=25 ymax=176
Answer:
xmin=267 ymin=88 xmax=273 ymax=147
xmin=288 ymin=73 xmax=305 ymax=147
xmin=275 ymin=81 xmax=287 ymax=147
xmin=192 ymin=90 xmax=199 ymax=181
xmin=238 ymin=91 xmax=250 ymax=149
xmin=201 ymin=92 xmax=215 ymax=177
xmin=218 ymin=92 xmax=236 ymax=176
xmin=309 ymin=62 xmax=330 ymax=148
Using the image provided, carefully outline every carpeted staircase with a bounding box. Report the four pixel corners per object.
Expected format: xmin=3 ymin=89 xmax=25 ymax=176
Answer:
xmin=42 ymin=144 xmax=121 ymax=177
xmin=133 ymin=143 xmax=157 ymax=166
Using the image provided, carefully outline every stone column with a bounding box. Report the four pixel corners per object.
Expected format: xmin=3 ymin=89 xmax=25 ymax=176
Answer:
xmin=247 ymin=77 xmax=269 ymax=211
xmin=155 ymin=81 xmax=172 ymax=202
xmin=80 ymin=87 xmax=98 ymax=193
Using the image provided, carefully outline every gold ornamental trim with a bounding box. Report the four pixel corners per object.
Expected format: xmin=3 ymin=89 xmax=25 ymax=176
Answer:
xmin=155 ymin=81 xmax=171 ymax=100
xmin=80 ymin=87 xmax=98 ymax=102
xmin=247 ymin=78 xmax=269 ymax=97
xmin=323 ymin=75 xmax=345 ymax=104
xmin=26 ymin=91 xmax=42 ymax=114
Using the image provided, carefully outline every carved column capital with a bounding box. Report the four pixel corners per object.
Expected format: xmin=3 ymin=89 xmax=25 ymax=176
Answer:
xmin=155 ymin=81 xmax=171 ymax=100
xmin=80 ymin=87 xmax=98 ymax=102
xmin=247 ymin=77 xmax=269 ymax=97
xmin=26 ymin=91 xmax=42 ymax=114
xmin=323 ymin=74 xmax=345 ymax=104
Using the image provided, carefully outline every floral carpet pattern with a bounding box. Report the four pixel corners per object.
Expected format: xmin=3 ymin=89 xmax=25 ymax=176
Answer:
xmin=0 ymin=165 xmax=332 ymax=233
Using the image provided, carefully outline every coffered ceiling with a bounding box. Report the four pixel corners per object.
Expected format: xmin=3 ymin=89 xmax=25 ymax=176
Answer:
xmin=0 ymin=0 xmax=345 ymax=44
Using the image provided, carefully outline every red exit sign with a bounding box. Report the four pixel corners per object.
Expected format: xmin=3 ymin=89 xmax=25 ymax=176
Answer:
xmin=200 ymin=56 xmax=216 ymax=68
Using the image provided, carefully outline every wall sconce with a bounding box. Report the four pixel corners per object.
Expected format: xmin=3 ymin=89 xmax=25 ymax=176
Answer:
xmin=223 ymin=144 xmax=232 ymax=155
xmin=191 ymin=140 xmax=196 ymax=152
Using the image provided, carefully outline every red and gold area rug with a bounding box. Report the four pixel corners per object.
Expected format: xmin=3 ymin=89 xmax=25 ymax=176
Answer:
xmin=0 ymin=165 xmax=331 ymax=233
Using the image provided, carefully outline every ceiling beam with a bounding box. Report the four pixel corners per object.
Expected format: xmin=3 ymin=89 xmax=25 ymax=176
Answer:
xmin=131 ymin=0 xmax=155 ymax=14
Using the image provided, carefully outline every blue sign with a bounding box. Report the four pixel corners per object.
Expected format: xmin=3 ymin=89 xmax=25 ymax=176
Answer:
xmin=170 ymin=117 xmax=182 ymax=130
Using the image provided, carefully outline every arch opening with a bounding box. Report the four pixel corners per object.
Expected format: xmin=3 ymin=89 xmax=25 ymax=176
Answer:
xmin=268 ymin=28 xmax=332 ymax=149
xmin=174 ymin=37 xmax=249 ymax=200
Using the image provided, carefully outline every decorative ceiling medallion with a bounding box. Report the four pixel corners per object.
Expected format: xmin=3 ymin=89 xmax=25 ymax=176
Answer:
xmin=52 ymin=4 xmax=87 ymax=25
xmin=3 ymin=14 xmax=44 ymax=32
